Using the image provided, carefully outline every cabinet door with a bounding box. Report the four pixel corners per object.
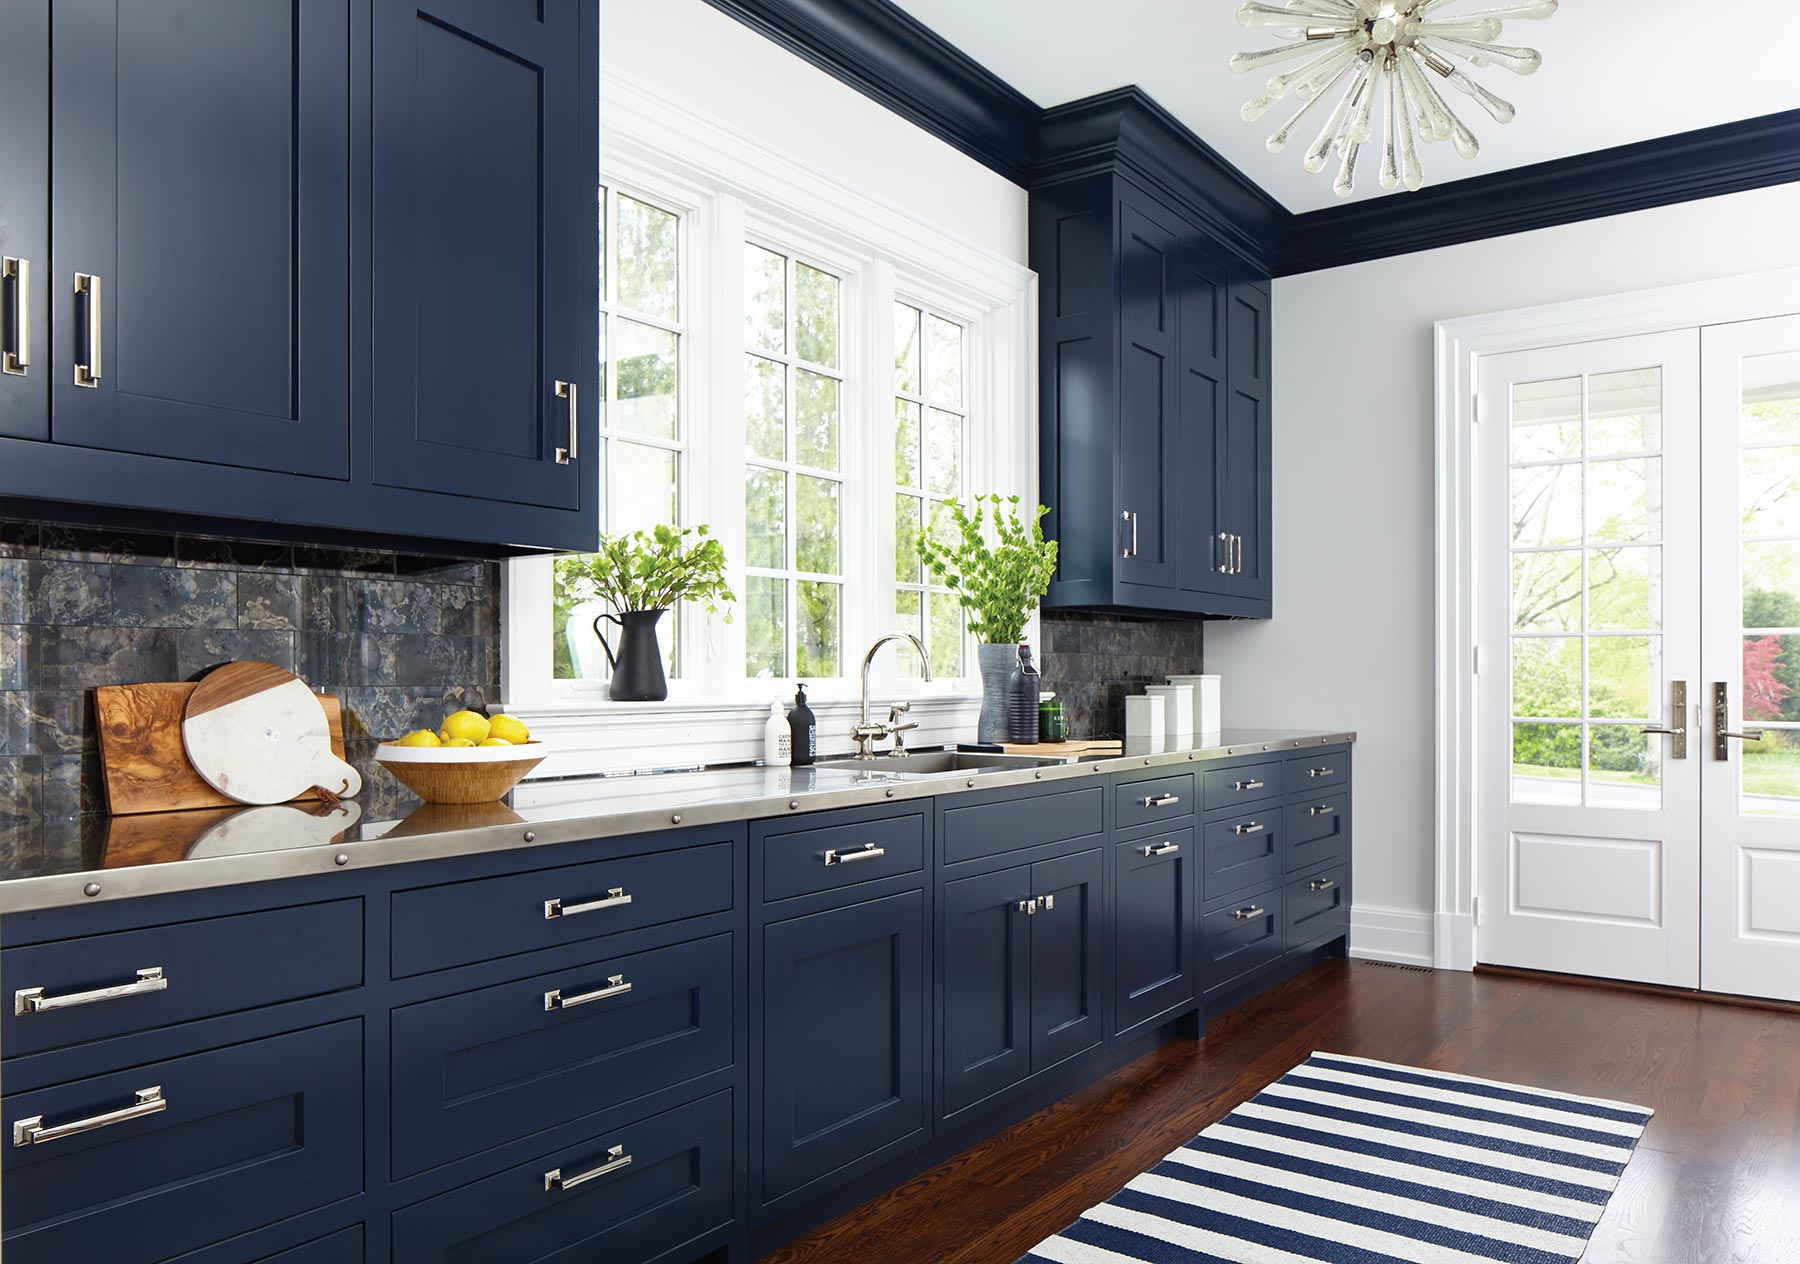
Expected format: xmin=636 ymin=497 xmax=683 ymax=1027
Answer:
xmin=1029 ymin=849 xmax=1104 ymax=1071
xmin=1224 ymin=282 xmax=1273 ymax=604
xmin=1115 ymin=198 xmax=1180 ymax=591
xmin=1176 ymin=239 xmax=1230 ymax=596
xmin=372 ymin=0 xmax=594 ymax=512
xmin=49 ymin=0 xmax=350 ymax=477
xmin=1114 ymin=830 xmax=1196 ymax=1036
xmin=941 ymin=864 xmax=1033 ymax=1118
xmin=760 ymin=890 xmax=929 ymax=1206
xmin=0 ymin=1 xmax=47 ymax=441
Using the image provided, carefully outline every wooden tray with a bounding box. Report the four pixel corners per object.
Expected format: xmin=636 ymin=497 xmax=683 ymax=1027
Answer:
xmin=999 ymin=740 xmax=1122 ymax=759
xmin=96 ymin=682 xmax=347 ymax=815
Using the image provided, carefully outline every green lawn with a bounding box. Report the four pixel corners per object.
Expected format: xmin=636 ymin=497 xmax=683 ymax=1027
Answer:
xmin=1513 ymin=750 xmax=1800 ymax=800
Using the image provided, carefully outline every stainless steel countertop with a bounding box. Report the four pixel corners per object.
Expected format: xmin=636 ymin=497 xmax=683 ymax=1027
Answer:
xmin=0 ymin=729 xmax=1354 ymax=913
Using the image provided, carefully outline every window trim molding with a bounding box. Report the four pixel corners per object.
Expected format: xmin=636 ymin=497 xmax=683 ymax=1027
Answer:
xmin=502 ymin=65 xmax=1037 ymax=775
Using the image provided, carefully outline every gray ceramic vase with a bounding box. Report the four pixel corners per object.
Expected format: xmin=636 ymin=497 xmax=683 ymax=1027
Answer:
xmin=977 ymin=642 xmax=1015 ymax=745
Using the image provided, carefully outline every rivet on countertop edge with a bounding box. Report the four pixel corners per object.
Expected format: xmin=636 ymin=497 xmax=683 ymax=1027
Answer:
xmin=334 ymin=853 xmax=349 ymax=867
xmin=1035 ymin=771 xmax=1043 ymax=779
xmin=789 ymin=800 xmax=799 ymax=810
xmin=966 ymin=779 xmax=976 ymax=788
xmin=886 ymin=788 xmax=895 ymax=797
xmin=523 ymin=831 xmax=536 ymax=843
xmin=671 ymin=814 xmax=682 ymax=824
xmin=83 ymin=882 xmax=101 ymax=898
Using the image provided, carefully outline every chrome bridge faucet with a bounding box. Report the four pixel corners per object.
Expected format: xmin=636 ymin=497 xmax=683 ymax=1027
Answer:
xmin=852 ymin=632 xmax=933 ymax=759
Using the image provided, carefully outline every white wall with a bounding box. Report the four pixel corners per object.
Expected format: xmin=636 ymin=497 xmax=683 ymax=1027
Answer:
xmin=601 ymin=0 xmax=1028 ymax=266
xmin=1206 ymin=182 xmax=1800 ymax=956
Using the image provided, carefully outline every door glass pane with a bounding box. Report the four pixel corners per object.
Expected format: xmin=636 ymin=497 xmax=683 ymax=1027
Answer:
xmin=1510 ymin=376 xmax=1581 ymax=463
xmin=1740 ymin=446 xmax=1800 ymax=536
xmin=1739 ymin=352 xmax=1800 ymax=814
xmin=1512 ymin=550 xmax=1581 ymax=633
xmin=1743 ymin=728 xmax=1800 ymax=817
xmin=1588 ymin=548 xmax=1660 ymax=632
xmin=1588 ymin=636 xmax=1657 ymax=721
xmin=1743 ymin=634 xmax=1800 ymax=723
xmin=1513 ymin=637 xmax=1581 ymax=719
xmin=1586 ymin=458 xmax=1661 ymax=543
xmin=1511 ymin=463 xmax=1582 ymax=548
xmin=615 ymin=195 xmax=678 ymax=320
xmin=1741 ymin=351 xmax=1800 ymax=444
xmin=745 ymin=246 xmax=786 ymax=355
xmin=1743 ymin=542 xmax=1800 ymax=629
xmin=1586 ymin=725 xmax=1661 ymax=809
xmin=614 ymin=321 xmax=678 ymax=440
xmin=1513 ymin=723 xmax=1581 ymax=805
xmin=1586 ymin=367 xmax=1661 ymax=456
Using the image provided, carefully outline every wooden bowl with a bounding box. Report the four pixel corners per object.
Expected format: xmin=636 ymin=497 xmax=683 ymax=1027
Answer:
xmin=375 ymin=740 xmax=546 ymax=805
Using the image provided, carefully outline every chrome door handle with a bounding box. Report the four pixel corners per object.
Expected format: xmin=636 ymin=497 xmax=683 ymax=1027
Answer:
xmin=544 ymin=888 xmax=631 ymax=919
xmin=544 ymin=1144 xmax=631 ymax=1192
xmin=1232 ymin=905 xmax=1267 ymax=922
xmin=1233 ymin=779 xmax=1265 ymax=792
xmin=74 ymin=272 xmax=101 ymax=387
xmin=1232 ymin=533 xmax=1243 ymax=575
xmin=1141 ymin=841 xmax=1180 ymax=857
xmin=824 ymin=843 xmax=885 ymax=866
xmin=1017 ymin=898 xmax=1037 ymax=916
xmin=1308 ymin=878 xmax=1337 ymax=892
xmin=1231 ymin=821 xmax=1265 ymax=836
xmin=1643 ymin=681 xmax=1688 ymax=759
xmin=13 ymin=1087 xmax=165 ymax=1147
xmin=544 ymin=973 xmax=631 ymax=1011
xmin=3 ymin=257 xmax=28 ymax=375
xmin=554 ymin=380 xmax=578 ymax=464
xmin=1040 ymin=893 xmax=1055 ymax=912
xmin=1713 ymin=681 xmax=1763 ymax=761
xmin=1139 ymin=793 xmax=1181 ymax=808
xmin=16 ymin=967 xmax=166 ymax=1016
xmin=1121 ymin=511 xmax=1138 ymax=559
xmin=1306 ymin=767 xmax=1334 ymax=778
xmin=1307 ymin=804 xmax=1336 ymax=817
xmin=1218 ymin=530 xmax=1231 ymax=574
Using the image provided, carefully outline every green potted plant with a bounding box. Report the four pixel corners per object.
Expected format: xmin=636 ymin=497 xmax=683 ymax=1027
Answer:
xmin=917 ymin=494 xmax=1058 ymax=743
xmin=554 ymin=524 xmax=735 ymax=701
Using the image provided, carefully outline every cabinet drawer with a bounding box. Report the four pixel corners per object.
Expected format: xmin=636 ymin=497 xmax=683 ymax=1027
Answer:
xmin=1202 ymin=761 xmax=1283 ymax=813
xmin=1201 ymin=886 xmax=1284 ymax=991
xmin=762 ymin=809 xmax=925 ymax=901
xmin=390 ymin=838 xmax=734 ymax=977
xmin=255 ymin=1227 xmax=363 ymax=1263
xmin=392 ymin=933 xmax=732 ymax=1178
xmin=1286 ymin=750 xmax=1347 ymax=792
xmin=1 ymin=1021 xmax=361 ymax=1264
xmin=2 ymin=900 xmax=362 ymax=1060
xmin=1285 ymin=794 xmax=1350 ymax=873
xmin=1113 ymin=772 xmax=1194 ymax=835
xmin=1202 ymin=810 xmax=1282 ymax=902
xmin=392 ymin=1089 xmax=732 ymax=1264
xmin=1287 ymin=864 xmax=1349 ymax=951
xmin=941 ymin=784 xmax=1103 ymax=866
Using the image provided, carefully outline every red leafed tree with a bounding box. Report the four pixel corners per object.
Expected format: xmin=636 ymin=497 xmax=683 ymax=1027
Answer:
xmin=1744 ymin=636 xmax=1791 ymax=720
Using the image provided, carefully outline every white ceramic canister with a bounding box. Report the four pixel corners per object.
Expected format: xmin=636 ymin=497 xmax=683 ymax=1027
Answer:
xmin=1144 ymin=684 xmax=1193 ymax=739
xmin=1166 ymin=674 xmax=1220 ymax=735
xmin=1125 ymin=693 xmax=1165 ymax=742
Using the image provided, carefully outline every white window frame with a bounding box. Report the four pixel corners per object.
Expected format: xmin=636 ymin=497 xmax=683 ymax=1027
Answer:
xmin=501 ymin=66 xmax=1038 ymax=777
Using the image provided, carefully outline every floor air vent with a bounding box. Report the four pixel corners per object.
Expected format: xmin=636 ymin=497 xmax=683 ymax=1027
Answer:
xmin=1363 ymin=961 xmax=1434 ymax=973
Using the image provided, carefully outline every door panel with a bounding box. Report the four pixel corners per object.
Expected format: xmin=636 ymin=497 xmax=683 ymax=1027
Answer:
xmin=940 ymin=864 xmax=1032 ymax=1118
xmin=1114 ymin=831 xmax=1196 ymax=1036
xmin=0 ymin=1 xmax=48 ymax=441
xmin=1176 ymin=242 xmax=1229 ymax=594
xmin=372 ymin=0 xmax=590 ymax=510
xmin=50 ymin=0 xmax=350 ymax=476
xmin=1701 ymin=314 xmax=1800 ymax=1002
xmin=1224 ymin=283 xmax=1272 ymax=602
xmin=1116 ymin=199 xmax=1178 ymax=590
xmin=1029 ymin=849 xmax=1103 ymax=1071
xmin=1477 ymin=332 xmax=1701 ymax=988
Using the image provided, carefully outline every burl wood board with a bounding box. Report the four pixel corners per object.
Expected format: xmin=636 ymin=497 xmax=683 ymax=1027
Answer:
xmin=96 ymin=682 xmax=347 ymax=815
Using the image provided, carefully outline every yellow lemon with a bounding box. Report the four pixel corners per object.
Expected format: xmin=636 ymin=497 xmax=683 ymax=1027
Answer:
xmin=488 ymin=714 xmax=530 ymax=745
xmin=395 ymin=729 xmax=442 ymax=748
xmin=442 ymin=737 xmax=477 ymax=748
xmin=479 ymin=738 xmax=513 ymax=747
xmin=439 ymin=710 xmax=491 ymax=744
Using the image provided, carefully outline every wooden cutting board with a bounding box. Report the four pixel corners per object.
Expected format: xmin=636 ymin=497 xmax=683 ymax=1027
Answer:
xmin=1000 ymin=740 xmax=1122 ymax=759
xmin=96 ymin=681 xmax=347 ymax=815
xmin=183 ymin=662 xmax=362 ymax=805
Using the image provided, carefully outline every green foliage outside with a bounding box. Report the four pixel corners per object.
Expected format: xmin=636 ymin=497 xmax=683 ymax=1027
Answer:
xmin=916 ymin=495 xmax=1058 ymax=646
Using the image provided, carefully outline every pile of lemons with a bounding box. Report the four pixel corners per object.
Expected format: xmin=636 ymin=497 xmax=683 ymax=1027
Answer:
xmin=395 ymin=710 xmax=531 ymax=749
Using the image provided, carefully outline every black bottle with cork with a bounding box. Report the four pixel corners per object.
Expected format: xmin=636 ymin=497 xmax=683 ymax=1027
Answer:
xmin=1006 ymin=643 xmax=1040 ymax=744
xmin=787 ymin=684 xmax=817 ymax=766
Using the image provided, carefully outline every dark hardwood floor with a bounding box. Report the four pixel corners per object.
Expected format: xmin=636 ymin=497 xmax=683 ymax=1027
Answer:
xmin=758 ymin=959 xmax=1800 ymax=1264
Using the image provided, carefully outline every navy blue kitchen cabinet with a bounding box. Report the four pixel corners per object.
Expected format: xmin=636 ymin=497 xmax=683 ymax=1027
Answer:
xmin=0 ymin=0 xmax=600 ymax=553
xmin=1113 ymin=828 xmax=1197 ymax=1038
xmin=940 ymin=863 xmax=1033 ymax=1116
xmin=1033 ymin=93 xmax=1277 ymax=619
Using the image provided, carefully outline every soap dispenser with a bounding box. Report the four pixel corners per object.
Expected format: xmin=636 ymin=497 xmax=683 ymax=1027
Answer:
xmin=787 ymin=684 xmax=817 ymax=766
xmin=763 ymin=700 xmax=792 ymax=767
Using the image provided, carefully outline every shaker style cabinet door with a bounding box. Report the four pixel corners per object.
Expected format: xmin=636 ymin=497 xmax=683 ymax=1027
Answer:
xmin=1175 ymin=240 xmax=1231 ymax=597
xmin=1224 ymin=281 xmax=1274 ymax=604
xmin=1028 ymin=848 xmax=1105 ymax=1071
xmin=0 ymin=2 xmax=48 ymax=442
xmin=49 ymin=0 xmax=351 ymax=477
xmin=371 ymin=0 xmax=596 ymax=512
xmin=1115 ymin=197 xmax=1180 ymax=592
xmin=940 ymin=864 xmax=1034 ymax=1118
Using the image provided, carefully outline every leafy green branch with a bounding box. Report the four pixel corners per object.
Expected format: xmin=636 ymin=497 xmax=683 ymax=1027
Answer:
xmin=916 ymin=494 xmax=1058 ymax=645
xmin=555 ymin=524 xmax=736 ymax=618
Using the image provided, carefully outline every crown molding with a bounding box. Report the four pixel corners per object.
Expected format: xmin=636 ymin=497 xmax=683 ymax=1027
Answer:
xmin=1277 ymin=108 xmax=1800 ymax=276
xmin=697 ymin=0 xmax=1040 ymax=185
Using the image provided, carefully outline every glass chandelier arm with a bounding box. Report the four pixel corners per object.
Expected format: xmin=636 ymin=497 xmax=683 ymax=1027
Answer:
xmin=1231 ymin=37 xmax=1342 ymax=74
xmin=1348 ymin=51 xmax=1382 ymax=144
xmin=1379 ymin=57 xmax=1401 ymax=190
xmin=1407 ymin=49 xmax=1481 ymax=157
xmin=1394 ymin=48 xmax=1452 ymax=141
xmin=1334 ymin=136 xmax=1364 ymax=199
xmin=1303 ymin=52 xmax=1374 ymax=173
xmin=1437 ymin=64 xmax=1517 ymax=122
xmin=1266 ymin=59 xmax=1356 ymax=152
xmin=1425 ymin=33 xmax=1544 ymax=74
xmin=1269 ymin=40 xmax=1361 ymax=100
xmin=1394 ymin=62 xmax=1426 ymax=190
xmin=1418 ymin=17 xmax=1503 ymax=40
xmin=1434 ymin=0 xmax=1558 ymax=19
xmin=1237 ymin=1 xmax=1356 ymax=28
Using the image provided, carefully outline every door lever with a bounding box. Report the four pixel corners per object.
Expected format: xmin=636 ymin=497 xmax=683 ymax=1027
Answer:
xmin=1713 ymin=681 xmax=1763 ymax=762
xmin=1641 ymin=681 xmax=1688 ymax=760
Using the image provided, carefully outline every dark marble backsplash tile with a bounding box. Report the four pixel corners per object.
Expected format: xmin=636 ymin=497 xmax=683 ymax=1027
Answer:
xmin=1040 ymin=610 xmax=1205 ymax=740
xmin=0 ymin=518 xmax=500 ymax=827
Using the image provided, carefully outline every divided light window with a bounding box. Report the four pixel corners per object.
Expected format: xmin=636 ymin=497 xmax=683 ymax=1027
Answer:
xmin=743 ymin=243 xmax=846 ymax=679
xmin=893 ymin=302 xmax=968 ymax=678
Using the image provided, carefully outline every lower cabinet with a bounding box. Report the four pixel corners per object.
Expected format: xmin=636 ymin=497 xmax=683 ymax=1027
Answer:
xmin=1114 ymin=828 xmax=1197 ymax=1037
xmin=758 ymin=889 xmax=929 ymax=1209
xmin=391 ymin=1089 xmax=734 ymax=1264
xmin=254 ymin=1228 xmax=364 ymax=1264
xmin=1201 ymin=886 xmax=1285 ymax=990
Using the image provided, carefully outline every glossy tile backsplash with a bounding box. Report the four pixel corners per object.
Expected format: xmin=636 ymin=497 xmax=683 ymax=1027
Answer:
xmin=0 ymin=518 xmax=500 ymax=824
xmin=1039 ymin=611 xmax=1205 ymax=739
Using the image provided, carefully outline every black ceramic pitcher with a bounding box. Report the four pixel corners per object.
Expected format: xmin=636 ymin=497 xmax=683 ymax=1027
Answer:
xmin=595 ymin=608 xmax=669 ymax=701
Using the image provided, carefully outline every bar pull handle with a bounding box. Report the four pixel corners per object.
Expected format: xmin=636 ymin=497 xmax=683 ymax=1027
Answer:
xmin=544 ymin=973 xmax=632 ymax=1011
xmin=1017 ymin=898 xmax=1037 ymax=916
xmin=1141 ymin=841 xmax=1180 ymax=857
xmin=1122 ymin=511 xmax=1138 ymax=559
xmin=74 ymin=272 xmax=101 ymax=387
xmin=555 ymin=380 xmax=578 ymax=464
xmin=1308 ymin=878 xmax=1337 ymax=892
xmin=14 ymin=1087 xmax=165 ymax=1147
xmin=1232 ymin=821 xmax=1265 ymax=836
xmin=1218 ymin=530 xmax=1231 ymax=574
xmin=2 ymin=257 xmax=28 ymax=375
xmin=1232 ymin=533 xmax=1243 ymax=575
xmin=544 ymin=888 xmax=631 ymax=919
xmin=1307 ymin=804 xmax=1337 ymax=817
xmin=1233 ymin=779 xmax=1265 ymax=792
xmin=1232 ymin=905 xmax=1267 ymax=922
xmin=824 ymin=843 xmax=885 ymax=866
xmin=1306 ymin=767 xmax=1335 ymax=778
xmin=16 ymin=967 xmax=166 ymax=1016
xmin=545 ymin=1144 xmax=631 ymax=1192
xmin=1139 ymin=793 xmax=1181 ymax=808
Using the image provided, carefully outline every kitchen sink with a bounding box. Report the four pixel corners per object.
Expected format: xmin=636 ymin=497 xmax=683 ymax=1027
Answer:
xmin=816 ymin=750 xmax=1068 ymax=776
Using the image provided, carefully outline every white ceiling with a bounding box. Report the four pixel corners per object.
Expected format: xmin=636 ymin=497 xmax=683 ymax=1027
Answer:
xmin=891 ymin=0 xmax=1800 ymax=214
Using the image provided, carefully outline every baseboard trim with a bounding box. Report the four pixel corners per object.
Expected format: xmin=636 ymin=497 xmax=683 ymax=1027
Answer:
xmin=1348 ymin=906 xmax=1435 ymax=967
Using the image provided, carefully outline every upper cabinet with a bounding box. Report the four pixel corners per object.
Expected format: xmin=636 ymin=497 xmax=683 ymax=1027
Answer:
xmin=1032 ymin=90 xmax=1282 ymax=619
xmin=0 ymin=0 xmax=598 ymax=554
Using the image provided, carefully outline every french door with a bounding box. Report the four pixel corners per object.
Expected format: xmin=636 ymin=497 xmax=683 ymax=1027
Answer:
xmin=1476 ymin=315 xmax=1800 ymax=1002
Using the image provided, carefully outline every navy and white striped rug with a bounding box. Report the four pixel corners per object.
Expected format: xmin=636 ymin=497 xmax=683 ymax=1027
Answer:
xmin=1018 ymin=1051 xmax=1653 ymax=1264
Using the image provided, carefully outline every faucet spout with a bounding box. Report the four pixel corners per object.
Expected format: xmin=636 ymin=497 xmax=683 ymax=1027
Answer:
xmin=854 ymin=632 xmax=933 ymax=758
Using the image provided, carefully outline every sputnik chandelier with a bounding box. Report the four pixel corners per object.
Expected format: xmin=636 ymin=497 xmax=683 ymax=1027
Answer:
xmin=1232 ymin=0 xmax=1557 ymax=197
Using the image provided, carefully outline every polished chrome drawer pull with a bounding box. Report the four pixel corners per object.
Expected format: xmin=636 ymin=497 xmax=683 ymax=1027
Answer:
xmin=1306 ymin=767 xmax=1334 ymax=778
xmin=1141 ymin=841 xmax=1180 ymax=857
xmin=824 ymin=842 xmax=885 ymax=866
xmin=544 ymin=887 xmax=632 ymax=919
xmin=1231 ymin=821 xmax=1265 ymax=836
xmin=73 ymin=272 xmax=101 ymax=387
xmin=1017 ymin=898 xmax=1037 ymax=916
xmin=544 ymin=1143 xmax=631 ymax=1192
xmin=13 ymin=1086 xmax=165 ymax=1147
xmin=1309 ymin=879 xmax=1338 ymax=892
xmin=1139 ymin=793 xmax=1181 ymax=808
xmin=554 ymin=379 xmax=578 ymax=464
xmin=1308 ymin=804 xmax=1337 ymax=817
xmin=544 ymin=974 xmax=632 ymax=1012
xmin=16 ymin=967 xmax=166 ymax=1016
xmin=1232 ymin=905 xmax=1267 ymax=922
xmin=3 ymin=256 xmax=28 ymax=376
xmin=1233 ymin=779 xmax=1264 ymax=792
